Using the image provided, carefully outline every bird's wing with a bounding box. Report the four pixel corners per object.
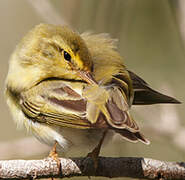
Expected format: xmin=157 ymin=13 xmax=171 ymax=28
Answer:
xmin=105 ymin=72 xmax=149 ymax=144
xmin=105 ymin=85 xmax=149 ymax=144
xmin=128 ymin=70 xmax=181 ymax=105
xmin=20 ymin=80 xmax=107 ymax=129
xmin=82 ymin=70 xmax=149 ymax=144
xmin=20 ymin=77 xmax=149 ymax=144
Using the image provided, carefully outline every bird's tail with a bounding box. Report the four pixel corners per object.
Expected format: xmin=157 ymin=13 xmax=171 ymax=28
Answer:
xmin=128 ymin=70 xmax=181 ymax=105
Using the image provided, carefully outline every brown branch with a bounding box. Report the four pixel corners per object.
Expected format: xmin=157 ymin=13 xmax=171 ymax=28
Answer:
xmin=0 ymin=157 xmax=185 ymax=179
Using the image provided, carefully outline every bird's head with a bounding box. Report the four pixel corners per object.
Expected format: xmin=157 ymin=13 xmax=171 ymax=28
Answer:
xmin=6 ymin=24 xmax=96 ymax=92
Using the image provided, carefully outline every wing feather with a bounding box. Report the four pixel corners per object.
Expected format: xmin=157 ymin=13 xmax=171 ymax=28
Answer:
xmin=20 ymin=80 xmax=93 ymax=129
xmin=20 ymin=75 xmax=149 ymax=144
xmin=105 ymin=87 xmax=139 ymax=133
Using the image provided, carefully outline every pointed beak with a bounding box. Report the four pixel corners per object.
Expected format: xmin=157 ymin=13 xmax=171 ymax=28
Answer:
xmin=78 ymin=71 xmax=97 ymax=85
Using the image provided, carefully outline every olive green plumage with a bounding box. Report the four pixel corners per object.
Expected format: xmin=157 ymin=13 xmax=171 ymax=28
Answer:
xmin=5 ymin=24 xmax=180 ymax=152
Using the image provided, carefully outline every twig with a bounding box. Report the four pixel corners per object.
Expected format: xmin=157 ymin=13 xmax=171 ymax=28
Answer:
xmin=0 ymin=157 xmax=185 ymax=179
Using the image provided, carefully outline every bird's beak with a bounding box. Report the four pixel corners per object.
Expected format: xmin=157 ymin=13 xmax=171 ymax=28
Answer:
xmin=78 ymin=71 xmax=97 ymax=85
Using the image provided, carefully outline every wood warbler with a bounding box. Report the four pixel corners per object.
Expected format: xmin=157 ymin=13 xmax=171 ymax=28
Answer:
xmin=5 ymin=24 xmax=180 ymax=158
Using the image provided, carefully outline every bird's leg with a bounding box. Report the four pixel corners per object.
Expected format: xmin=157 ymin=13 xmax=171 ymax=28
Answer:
xmin=87 ymin=130 xmax=107 ymax=170
xmin=48 ymin=141 xmax=61 ymax=173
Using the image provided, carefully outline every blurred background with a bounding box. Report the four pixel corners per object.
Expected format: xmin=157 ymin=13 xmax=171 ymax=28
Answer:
xmin=0 ymin=0 xmax=185 ymax=179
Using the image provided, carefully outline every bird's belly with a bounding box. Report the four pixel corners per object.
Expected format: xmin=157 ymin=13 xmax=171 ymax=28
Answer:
xmin=59 ymin=128 xmax=105 ymax=154
xmin=27 ymin=120 xmax=113 ymax=155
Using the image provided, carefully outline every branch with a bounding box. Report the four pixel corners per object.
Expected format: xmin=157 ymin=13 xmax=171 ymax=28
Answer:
xmin=0 ymin=157 xmax=185 ymax=179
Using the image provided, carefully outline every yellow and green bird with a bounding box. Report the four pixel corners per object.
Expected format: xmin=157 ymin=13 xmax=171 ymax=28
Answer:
xmin=5 ymin=24 xmax=180 ymax=158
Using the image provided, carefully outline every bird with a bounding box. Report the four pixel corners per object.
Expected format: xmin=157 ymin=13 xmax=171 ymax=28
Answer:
xmin=5 ymin=24 xmax=180 ymax=165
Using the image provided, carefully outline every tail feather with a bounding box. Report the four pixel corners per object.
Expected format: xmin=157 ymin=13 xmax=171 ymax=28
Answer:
xmin=116 ymin=129 xmax=150 ymax=145
xmin=133 ymin=87 xmax=181 ymax=105
xmin=128 ymin=70 xmax=181 ymax=105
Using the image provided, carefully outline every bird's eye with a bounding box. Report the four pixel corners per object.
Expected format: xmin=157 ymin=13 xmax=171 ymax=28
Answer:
xmin=63 ymin=51 xmax=71 ymax=62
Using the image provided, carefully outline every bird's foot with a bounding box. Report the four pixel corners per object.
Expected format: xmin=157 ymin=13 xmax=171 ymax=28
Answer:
xmin=87 ymin=130 xmax=107 ymax=171
xmin=48 ymin=141 xmax=61 ymax=179
xmin=87 ymin=146 xmax=100 ymax=171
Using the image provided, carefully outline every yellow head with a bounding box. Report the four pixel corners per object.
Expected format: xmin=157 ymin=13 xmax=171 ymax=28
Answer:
xmin=6 ymin=24 xmax=95 ymax=92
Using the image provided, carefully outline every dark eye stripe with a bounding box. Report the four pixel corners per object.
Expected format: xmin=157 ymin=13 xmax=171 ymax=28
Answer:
xmin=58 ymin=47 xmax=63 ymax=53
xmin=64 ymin=51 xmax=71 ymax=62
